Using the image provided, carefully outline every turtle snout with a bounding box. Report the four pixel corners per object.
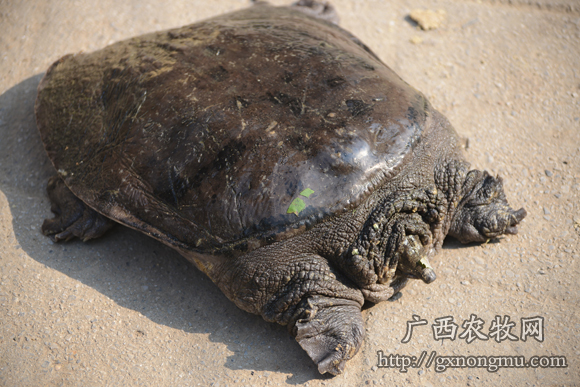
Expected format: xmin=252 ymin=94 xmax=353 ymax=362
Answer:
xmin=513 ymin=208 xmax=527 ymax=222
xmin=505 ymin=207 xmax=527 ymax=235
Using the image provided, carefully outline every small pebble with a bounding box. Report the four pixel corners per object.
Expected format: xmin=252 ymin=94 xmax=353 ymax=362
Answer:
xmin=409 ymin=9 xmax=446 ymax=30
xmin=545 ymin=170 xmax=553 ymax=177
xmin=410 ymin=36 xmax=423 ymax=45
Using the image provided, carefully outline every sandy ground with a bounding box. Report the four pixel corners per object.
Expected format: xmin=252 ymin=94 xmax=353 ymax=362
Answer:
xmin=1 ymin=0 xmax=579 ymax=386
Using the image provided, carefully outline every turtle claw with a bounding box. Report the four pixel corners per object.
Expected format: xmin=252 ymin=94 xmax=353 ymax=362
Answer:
xmin=42 ymin=175 xmax=114 ymax=242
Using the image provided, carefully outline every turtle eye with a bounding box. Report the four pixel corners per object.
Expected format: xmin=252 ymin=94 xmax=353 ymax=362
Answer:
xmin=471 ymin=173 xmax=506 ymax=205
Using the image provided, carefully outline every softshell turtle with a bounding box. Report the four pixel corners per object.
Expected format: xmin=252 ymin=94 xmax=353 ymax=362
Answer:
xmin=35 ymin=0 xmax=526 ymax=375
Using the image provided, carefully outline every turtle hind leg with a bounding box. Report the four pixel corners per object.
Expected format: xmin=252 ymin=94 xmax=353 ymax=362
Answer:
xmin=291 ymin=0 xmax=340 ymax=24
xmin=42 ymin=175 xmax=115 ymax=242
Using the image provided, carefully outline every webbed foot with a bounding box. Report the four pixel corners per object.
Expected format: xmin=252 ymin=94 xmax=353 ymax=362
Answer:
xmin=42 ymin=176 xmax=114 ymax=242
xmin=290 ymin=296 xmax=364 ymax=375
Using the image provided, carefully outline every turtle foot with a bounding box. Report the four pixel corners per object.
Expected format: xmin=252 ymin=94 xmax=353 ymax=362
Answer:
xmin=42 ymin=175 xmax=114 ymax=242
xmin=291 ymin=0 xmax=339 ymax=24
xmin=291 ymin=296 xmax=364 ymax=375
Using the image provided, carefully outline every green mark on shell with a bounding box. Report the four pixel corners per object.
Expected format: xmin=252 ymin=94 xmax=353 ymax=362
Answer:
xmin=287 ymin=188 xmax=315 ymax=215
xmin=300 ymin=188 xmax=315 ymax=198
xmin=287 ymin=197 xmax=306 ymax=216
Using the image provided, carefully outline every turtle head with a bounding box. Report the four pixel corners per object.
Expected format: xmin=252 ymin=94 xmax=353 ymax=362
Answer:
xmin=395 ymin=234 xmax=437 ymax=284
xmin=449 ymin=170 xmax=526 ymax=243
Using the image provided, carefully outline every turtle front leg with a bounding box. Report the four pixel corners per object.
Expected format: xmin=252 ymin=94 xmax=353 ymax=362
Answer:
xmin=213 ymin=248 xmax=365 ymax=375
xmin=290 ymin=295 xmax=363 ymax=375
xmin=42 ymin=175 xmax=115 ymax=242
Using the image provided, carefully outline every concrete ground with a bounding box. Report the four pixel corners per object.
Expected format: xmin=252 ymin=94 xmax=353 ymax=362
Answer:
xmin=0 ymin=0 xmax=578 ymax=386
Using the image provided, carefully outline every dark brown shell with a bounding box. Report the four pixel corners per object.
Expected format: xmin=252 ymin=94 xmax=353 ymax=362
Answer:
xmin=35 ymin=4 xmax=433 ymax=256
